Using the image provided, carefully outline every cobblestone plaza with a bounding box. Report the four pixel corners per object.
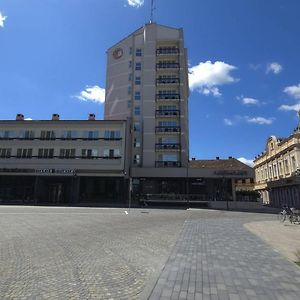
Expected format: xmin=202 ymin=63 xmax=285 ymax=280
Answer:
xmin=1 ymin=206 xmax=300 ymax=299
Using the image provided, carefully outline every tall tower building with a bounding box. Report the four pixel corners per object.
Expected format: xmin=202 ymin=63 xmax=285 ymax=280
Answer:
xmin=105 ymin=23 xmax=189 ymax=173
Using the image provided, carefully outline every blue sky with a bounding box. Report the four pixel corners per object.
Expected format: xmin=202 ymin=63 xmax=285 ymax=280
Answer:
xmin=1 ymin=0 xmax=300 ymax=165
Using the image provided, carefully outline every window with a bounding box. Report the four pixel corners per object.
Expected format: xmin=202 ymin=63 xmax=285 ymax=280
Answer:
xmin=103 ymin=149 xmax=119 ymax=158
xmin=135 ymin=76 xmax=141 ymax=85
xmin=82 ymin=149 xmax=98 ymax=159
xmin=136 ymin=48 xmax=142 ymax=57
xmin=128 ymin=100 xmax=132 ymax=108
xmin=62 ymin=130 xmax=77 ymax=139
xmin=16 ymin=148 xmax=32 ymax=159
xmin=38 ymin=148 xmax=54 ymax=159
xmin=284 ymin=159 xmax=289 ymax=174
xmin=128 ymin=73 xmax=132 ymax=81
xmin=291 ymin=156 xmax=296 ymax=172
xmin=0 ymin=130 xmax=14 ymax=139
xmin=104 ymin=130 xmax=121 ymax=140
xmin=135 ymin=62 xmax=141 ymax=70
xmin=59 ymin=149 xmax=76 ymax=159
xmin=0 ymin=148 xmax=11 ymax=158
xmin=134 ymin=91 xmax=141 ymax=100
xmin=134 ymin=154 xmax=141 ymax=164
xmin=41 ymin=130 xmax=55 ymax=140
xmin=19 ymin=130 xmax=34 ymax=139
xmin=129 ymin=47 xmax=133 ymax=55
xmin=128 ymin=86 xmax=132 ymax=95
xmin=129 ymin=61 xmax=132 ymax=68
xmin=161 ymin=154 xmax=177 ymax=162
xmin=134 ymin=106 xmax=141 ymax=116
xmin=133 ymin=122 xmax=141 ymax=132
xmin=134 ymin=138 xmax=141 ymax=148
xmin=83 ymin=131 xmax=98 ymax=140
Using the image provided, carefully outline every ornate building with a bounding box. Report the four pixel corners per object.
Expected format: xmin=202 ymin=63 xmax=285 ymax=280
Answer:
xmin=254 ymin=114 xmax=300 ymax=208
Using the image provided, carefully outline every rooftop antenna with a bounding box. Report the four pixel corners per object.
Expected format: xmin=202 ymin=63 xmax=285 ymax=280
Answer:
xmin=150 ymin=0 xmax=155 ymax=23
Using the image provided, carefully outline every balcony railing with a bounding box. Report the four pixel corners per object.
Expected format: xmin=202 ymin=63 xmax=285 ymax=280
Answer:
xmin=155 ymin=143 xmax=180 ymax=150
xmin=156 ymin=94 xmax=180 ymax=100
xmin=156 ymin=78 xmax=180 ymax=85
xmin=156 ymin=48 xmax=179 ymax=55
xmin=156 ymin=110 xmax=180 ymax=117
xmin=155 ymin=161 xmax=181 ymax=167
xmin=155 ymin=126 xmax=181 ymax=133
xmin=156 ymin=63 xmax=180 ymax=69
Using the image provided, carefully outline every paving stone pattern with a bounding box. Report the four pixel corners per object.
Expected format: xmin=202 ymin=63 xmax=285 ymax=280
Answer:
xmin=149 ymin=213 xmax=300 ymax=300
xmin=0 ymin=207 xmax=188 ymax=300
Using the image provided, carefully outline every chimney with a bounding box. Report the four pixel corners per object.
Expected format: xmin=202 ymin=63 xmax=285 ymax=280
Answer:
xmin=192 ymin=157 xmax=196 ymax=161
xmin=52 ymin=114 xmax=60 ymax=121
xmin=228 ymin=156 xmax=233 ymax=159
xmin=16 ymin=114 xmax=24 ymax=121
xmin=216 ymin=157 xmax=220 ymax=160
xmin=88 ymin=113 xmax=96 ymax=120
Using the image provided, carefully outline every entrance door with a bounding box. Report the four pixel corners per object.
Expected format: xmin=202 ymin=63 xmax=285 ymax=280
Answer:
xmin=48 ymin=183 xmax=64 ymax=204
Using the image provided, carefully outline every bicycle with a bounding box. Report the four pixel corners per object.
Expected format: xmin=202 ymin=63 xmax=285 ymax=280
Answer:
xmin=278 ymin=206 xmax=300 ymax=224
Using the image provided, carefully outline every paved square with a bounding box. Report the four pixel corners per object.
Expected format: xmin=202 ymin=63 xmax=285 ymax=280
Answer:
xmin=0 ymin=206 xmax=300 ymax=300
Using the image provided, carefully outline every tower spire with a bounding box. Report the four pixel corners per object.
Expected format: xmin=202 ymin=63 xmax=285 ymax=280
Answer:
xmin=150 ymin=0 xmax=155 ymax=23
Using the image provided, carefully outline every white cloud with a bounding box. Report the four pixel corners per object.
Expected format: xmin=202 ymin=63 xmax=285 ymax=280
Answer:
xmin=127 ymin=0 xmax=144 ymax=7
xmin=76 ymin=85 xmax=105 ymax=104
xmin=25 ymin=118 xmax=33 ymax=121
xmin=284 ymin=83 xmax=300 ymax=99
xmin=266 ymin=62 xmax=282 ymax=75
xmin=279 ymin=103 xmax=300 ymax=112
xmin=237 ymin=157 xmax=254 ymax=167
xmin=240 ymin=97 xmax=259 ymax=105
xmin=224 ymin=118 xmax=233 ymax=126
xmin=246 ymin=117 xmax=274 ymax=125
xmin=189 ymin=61 xmax=238 ymax=97
xmin=0 ymin=12 xmax=7 ymax=28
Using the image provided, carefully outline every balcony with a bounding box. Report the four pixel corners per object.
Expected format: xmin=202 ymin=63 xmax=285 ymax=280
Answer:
xmin=156 ymin=94 xmax=180 ymax=101
xmin=155 ymin=143 xmax=180 ymax=151
xmin=156 ymin=110 xmax=180 ymax=117
xmin=155 ymin=161 xmax=181 ymax=167
xmin=156 ymin=63 xmax=180 ymax=70
xmin=155 ymin=126 xmax=181 ymax=133
xmin=156 ymin=48 xmax=179 ymax=55
xmin=156 ymin=78 xmax=180 ymax=85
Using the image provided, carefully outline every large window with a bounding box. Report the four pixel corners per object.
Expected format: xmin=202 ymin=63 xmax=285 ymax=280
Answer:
xmin=62 ymin=130 xmax=77 ymax=139
xmin=103 ymin=149 xmax=120 ymax=158
xmin=59 ymin=149 xmax=76 ymax=159
xmin=82 ymin=149 xmax=98 ymax=159
xmin=0 ymin=148 xmax=11 ymax=158
xmin=83 ymin=131 xmax=99 ymax=140
xmin=38 ymin=148 xmax=54 ymax=158
xmin=135 ymin=76 xmax=141 ymax=85
xmin=19 ymin=130 xmax=34 ymax=139
xmin=16 ymin=148 xmax=32 ymax=158
xmin=104 ymin=130 xmax=121 ymax=139
xmin=41 ymin=130 xmax=55 ymax=140
xmin=134 ymin=106 xmax=141 ymax=116
xmin=135 ymin=62 xmax=141 ymax=70
xmin=133 ymin=122 xmax=141 ymax=132
xmin=135 ymin=91 xmax=141 ymax=100
xmin=0 ymin=130 xmax=14 ymax=139
xmin=134 ymin=154 xmax=141 ymax=165
xmin=136 ymin=48 xmax=142 ymax=57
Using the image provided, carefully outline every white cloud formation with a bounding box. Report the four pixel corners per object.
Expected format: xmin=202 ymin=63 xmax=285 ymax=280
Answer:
xmin=0 ymin=12 xmax=7 ymax=28
xmin=266 ymin=62 xmax=282 ymax=75
xmin=127 ymin=0 xmax=144 ymax=7
xmin=224 ymin=118 xmax=233 ymax=126
xmin=25 ymin=118 xmax=33 ymax=121
xmin=284 ymin=83 xmax=300 ymax=99
xmin=239 ymin=97 xmax=259 ymax=105
xmin=279 ymin=103 xmax=300 ymax=112
xmin=189 ymin=61 xmax=238 ymax=97
xmin=76 ymin=85 xmax=105 ymax=104
xmin=238 ymin=157 xmax=254 ymax=167
xmin=224 ymin=115 xmax=274 ymax=126
xmin=246 ymin=117 xmax=274 ymax=125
